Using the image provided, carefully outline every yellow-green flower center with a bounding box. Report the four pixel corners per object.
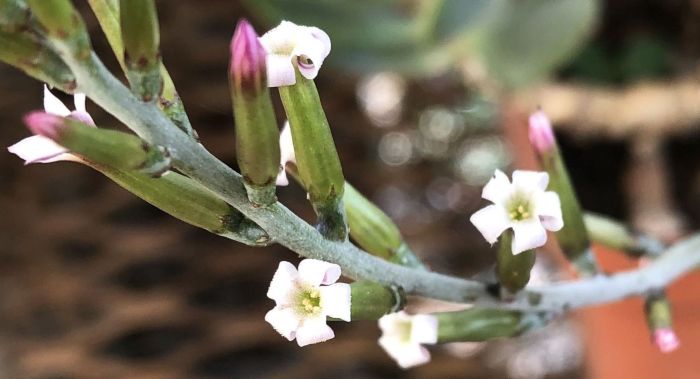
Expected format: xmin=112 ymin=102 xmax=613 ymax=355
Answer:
xmin=296 ymin=288 xmax=322 ymax=316
xmin=507 ymin=195 xmax=532 ymax=222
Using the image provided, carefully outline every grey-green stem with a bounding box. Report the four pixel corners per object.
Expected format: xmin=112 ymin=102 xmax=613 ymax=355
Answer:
xmin=46 ymin=39 xmax=700 ymax=313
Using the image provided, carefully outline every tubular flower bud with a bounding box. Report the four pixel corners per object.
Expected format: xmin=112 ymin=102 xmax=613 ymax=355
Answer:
xmin=120 ymin=0 xmax=162 ymax=101
xmin=229 ymin=19 xmax=280 ymax=205
xmin=528 ymin=110 xmax=599 ymax=276
xmin=26 ymin=0 xmax=91 ymax=59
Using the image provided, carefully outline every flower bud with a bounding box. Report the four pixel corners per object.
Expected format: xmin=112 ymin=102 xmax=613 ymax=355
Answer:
xmin=229 ymin=19 xmax=280 ymax=206
xmin=528 ymin=110 xmax=555 ymax=154
xmin=26 ymin=0 xmax=91 ymax=59
xmin=0 ymin=0 xmax=30 ymax=32
xmin=528 ymin=110 xmax=599 ymax=276
xmin=645 ymin=291 xmax=679 ymax=353
xmin=350 ymin=281 xmax=405 ymax=320
xmin=497 ymin=230 xmax=536 ymax=294
xmin=120 ymin=0 xmax=162 ymax=101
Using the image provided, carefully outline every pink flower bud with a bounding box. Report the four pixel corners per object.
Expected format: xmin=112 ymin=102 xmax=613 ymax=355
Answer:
xmin=528 ymin=110 xmax=556 ymax=154
xmin=653 ymin=328 xmax=680 ymax=353
xmin=23 ymin=111 xmax=65 ymax=140
xmin=230 ymin=19 xmax=267 ymax=94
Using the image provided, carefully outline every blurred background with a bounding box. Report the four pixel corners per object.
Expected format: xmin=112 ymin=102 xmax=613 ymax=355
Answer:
xmin=2 ymin=0 xmax=700 ymax=378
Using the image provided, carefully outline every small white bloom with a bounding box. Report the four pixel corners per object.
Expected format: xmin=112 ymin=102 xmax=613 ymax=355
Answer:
xmin=259 ymin=21 xmax=331 ymax=87
xmin=378 ymin=311 xmax=438 ymax=369
xmin=265 ymin=259 xmax=351 ymax=347
xmin=276 ymin=121 xmax=295 ymax=186
xmin=8 ymin=86 xmax=94 ymax=164
xmin=469 ymin=170 xmax=563 ymax=255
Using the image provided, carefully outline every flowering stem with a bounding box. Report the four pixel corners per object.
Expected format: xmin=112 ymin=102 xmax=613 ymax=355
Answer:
xmin=41 ymin=33 xmax=700 ymax=313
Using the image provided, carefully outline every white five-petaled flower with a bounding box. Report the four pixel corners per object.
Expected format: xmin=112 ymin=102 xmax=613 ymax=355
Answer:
xmin=8 ymin=85 xmax=94 ymax=164
xmin=265 ymin=259 xmax=351 ymax=347
xmin=259 ymin=20 xmax=331 ymax=87
xmin=378 ymin=311 xmax=438 ymax=369
xmin=469 ymin=170 xmax=563 ymax=255
xmin=276 ymin=121 xmax=295 ymax=186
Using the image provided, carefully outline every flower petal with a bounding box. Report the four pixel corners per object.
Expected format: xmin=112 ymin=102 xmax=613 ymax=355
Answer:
xmin=43 ymin=85 xmax=71 ymax=117
xmin=295 ymin=316 xmax=334 ymax=347
xmin=319 ymin=282 xmax=351 ymax=321
xmin=410 ymin=314 xmax=438 ymax=344
xmin=266 ymin=53 xmax=297 ymax=87
xmin=267 ymin=261 xmax=299 ymax=303
xmin=298 ymin=259 xmax=341 ymax=286
xmin=482 ymin=169 xmax=512 ymax=204
xmin=291 ymin=28 xmax=331 ymax=80
xmin=7 ymin=135 xmax=76 ymax=164
xmin=379 ymin=336 xmax=431 ymax=369
xmin=265 ymin=306 xmax=301 ymax=341
xmin=378 ymin=312 xmax=409 ymax=336
xmin=512 ymin=170 xmax=549 ymax=192
xmin=73 ymin=93 xmax=86 ymax=113
xmin=276 ymin=121 xmax=295 ymax=186
xmin=534 ymin=191 xmax=563 ymax=231
xmin=511 ymin=219 xmax=547 ymax=255
xmin=469 ymin=204 xmax=512 ymax=244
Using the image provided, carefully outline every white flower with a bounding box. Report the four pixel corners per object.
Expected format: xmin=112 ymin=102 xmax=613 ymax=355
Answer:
xmin=276 ymin=121 xmax=295 ymax=186
xmin=265 ymin=259 xmax=351 ymax=347
xmin=469 ymin=170 xmax=563 ymax=255
xmin=259 ymin=20 xmax=331 ymax=87
xmin=378 ymin=311 xmax=438 ymax=369
xmin=8 ymin=85 xmax=94 ymax=164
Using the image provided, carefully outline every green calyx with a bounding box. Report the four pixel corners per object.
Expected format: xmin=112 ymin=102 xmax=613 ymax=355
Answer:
xmin=497 ymin=230 xmax=536 ymax=294
xmin=26 ymin=0 xmax=91 ymax=60
xmin=437 ymin=308 xmax=545 ymax=343
xmin=120 ymin=0 xmax=162 ymax=101
xmin=350 ymin=281 xmax=405 ymax=321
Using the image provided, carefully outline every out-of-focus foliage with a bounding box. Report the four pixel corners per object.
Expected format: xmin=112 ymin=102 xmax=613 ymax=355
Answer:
xmin=244 ymin=0 xmax=599 ymax=87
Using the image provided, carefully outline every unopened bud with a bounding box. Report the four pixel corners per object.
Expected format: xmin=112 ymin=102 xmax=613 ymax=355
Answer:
xmin=120 ymin=0 xmax=162 ymax=101
xmin=528 ymin=110 xmax=555 ymax=154
xmin=645 ymin=291 xmax=679 ymax=353
xmin=26 ymin=0 xmax=91 ymax=59
xmin=229 ymin=19 xmax=280 ymax=205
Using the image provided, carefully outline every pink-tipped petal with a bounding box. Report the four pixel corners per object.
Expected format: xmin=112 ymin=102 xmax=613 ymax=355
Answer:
xmin=265 ymin=306 xmax=301 ymax=341
xmin=7 ymin=135 xmax=72 ymax=164
xmin=535 ymin=191 xmax=564 ymax=231
xmin=43 ymin=85 xmax=71 ymax=117
xmin=69 ymin=110 xmax=95 ymax=126
xmin=292 ymin=29 xmax=331 ymax=80
xmin=297 ymin=259 xmax=341 ymax=286
xmin=469 ymin=204 xmax=512 ymax=245
xmin=319 ymin=283 xmax=351 ymax=321
xmin=295 ymin=316 xmax=335 ymax=347
xmin=231 ymin=19 xmax=267 ymax=91
xmin=654 ymin=328 xmax=680 ymax=353
xmin=482 ymin=169 xmax=513 ymax=204
xmin=511 ymin=219 xmax=548 ymax=255
xmin=528 ymin=110 xmax=556 ymax=153
xmin=266 ymin=261 xmax=299 ymax=303
xmin=512 ymin=170 xmax=549 ymax=192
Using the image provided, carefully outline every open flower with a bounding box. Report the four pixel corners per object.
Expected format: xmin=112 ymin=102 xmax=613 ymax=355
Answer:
xmin=259 ymin=21 xmax=331 ymax=87
xmin=469 ymin=170 xmax=563 ymax=255
xmin=8 ymin=86 xmax=94 ymax=164
xmin=378 ymin=311 xmax=438 ymax=369
xmin=265 ymin=259 xmax=351 ymax=347
xmin=653 ymin=328 xmax=680 ymax=353
xmin=276 ymin=121 xmax=295 ymax=186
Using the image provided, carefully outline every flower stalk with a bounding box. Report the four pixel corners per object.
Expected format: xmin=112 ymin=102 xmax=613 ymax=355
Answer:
xmin=119 ymin=0 xmax=162 ymax=102
xmin=229 ymin=19 xmax=280 ymax=206
xmin=529 ymin=111 xmax=599 ymax=276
